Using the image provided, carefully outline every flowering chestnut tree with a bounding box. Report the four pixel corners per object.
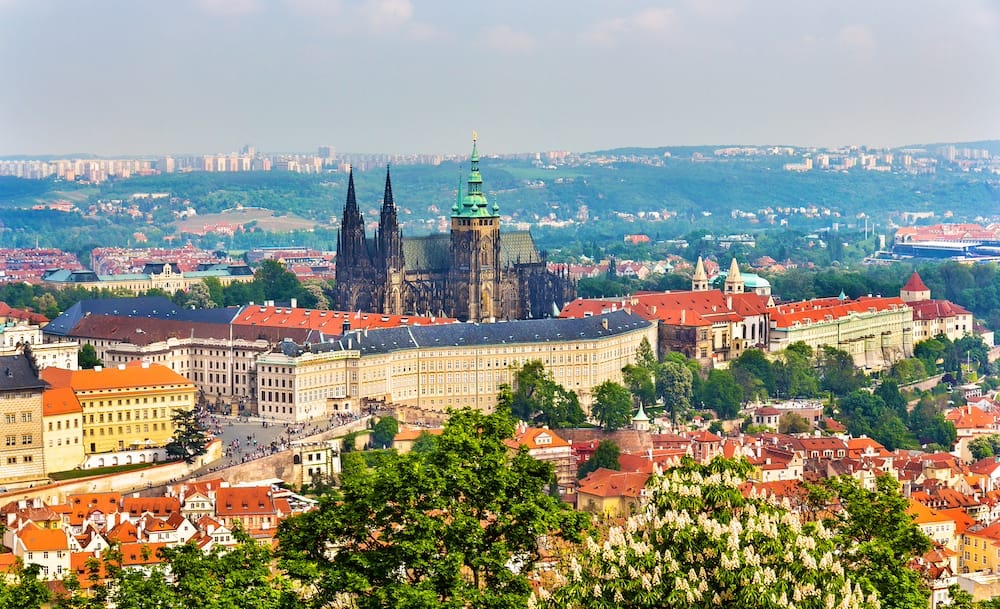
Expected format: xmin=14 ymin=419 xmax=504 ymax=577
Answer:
xmin=542 ymin=457 xmax=878 ymax=609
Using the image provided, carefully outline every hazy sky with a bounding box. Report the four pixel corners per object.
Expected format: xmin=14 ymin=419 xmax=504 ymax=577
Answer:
xmin=2 ymin=0 xmax=999 ymax=156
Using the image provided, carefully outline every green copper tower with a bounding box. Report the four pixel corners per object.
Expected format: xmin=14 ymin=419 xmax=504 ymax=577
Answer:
xmin=452 ymin=131 xmax=499 ymax=219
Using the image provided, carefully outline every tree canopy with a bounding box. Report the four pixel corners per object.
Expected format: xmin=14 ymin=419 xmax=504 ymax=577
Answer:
xmin=276 ymin=405 xmax=588 ymax=609
xmin=546 ymin=457 xmax=880 ymax=609
xmin=508 ymin=361 xmax=586 ymax=429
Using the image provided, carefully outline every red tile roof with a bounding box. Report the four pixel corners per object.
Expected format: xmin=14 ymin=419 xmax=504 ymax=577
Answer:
xmin=233 ymin=306 xmax=455 ymax=336
xmin=18 ymin=523 xmax=69 ymax=551
xmin=902 ymin=272 xmax=930 ymax=293
xmin=42 ymin=386 xmax=82 ymax=416
xmin=769 ymin=296 xmax=907 ymax=328
xmin=215 ymin=487 xmax=278 ymax=517
xmin=42 ymin=361 xmax=194 ymax=392
xmin=910 ymin=300 xmax=972 ymax=320
xmin=577 ymin=468 xmax=650 ymax=499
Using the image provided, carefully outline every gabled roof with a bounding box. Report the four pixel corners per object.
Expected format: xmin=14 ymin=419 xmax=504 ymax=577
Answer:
xmin=42 ymin=386 xmax=82 ymax=416
xmin=119 ymin=542 xmax=167 ymax=566
xmin=215 ymin=487 xmax=278 ymax=517
xmin=910 ymin=299 xmax=972 ymax=320
xmin=65 ymin=492 xmax=122 ymax=526
xmin=122 ymin=497 xmax=181 ymax=518
xmin=106 ymin=521 xmax=139 ymax=544
xmin=507 ymin=426 xmax=570 ymax=451
xmin=945 ymin=405 xmax=994 ymax=430
xmin=577 ymin=468 xmax=650 ymax=499
xmin=18 ymin=522 xmax=69 ymax=551
xmin=0 ymin=353 xmax=46 ymax=392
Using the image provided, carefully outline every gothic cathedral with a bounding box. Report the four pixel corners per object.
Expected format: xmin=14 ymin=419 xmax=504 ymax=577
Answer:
xmin=334 ymin=135 xmax=575 ymax=322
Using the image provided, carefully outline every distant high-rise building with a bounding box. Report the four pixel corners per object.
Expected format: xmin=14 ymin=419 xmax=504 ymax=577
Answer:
xmin=318 ymin=145 xmax=335 ymax=160
xmin=158 ymin=157 xmax=175 ymax=174
xmin=241 ymin=144 xmax=255 ymax=157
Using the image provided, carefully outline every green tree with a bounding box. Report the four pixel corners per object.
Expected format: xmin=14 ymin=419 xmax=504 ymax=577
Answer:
xmin=178 ymin=282 xmax=216 ymax=309
xmin=78 ymin=343 xmax=103 ymax=370
xmin=410 ymin=430 xmax=439 ymax=455
xmin=509 ymin=361 xmax=586 ymax=429
xmin=547 ymin=457 xmax=873 ymax=609
xmin=277 ymin=405 xmax=588 ymax=609
xmin=254 ymin=259 xmax=301 ymax=302
xmin=655 ymin=360 xmax=693 ymax=426
xmin=773 ymin=343 xmax=819 ymax=398
xmin=577 ymin=440 xmax=621 ymax=479
xmin=370 ymin=416 xmax=399 ymax=449
xmin=698 ymin=368 xmax=743 ymax=419
xmin=810 ymin=475 xmax=932 ymax=609
xmin=0 ymin=560 xmax=50 ymax=609
xmin=165 ymin=408 xmax=211 ymax=463
xmin=818 ymin=346 xmax=867 ymax=396
xmin=621 ymin=363 xmax=656 ymax=409
xmin=590 ymin=381 xmax=633 ymax=432
xmin=202 ymin=276 xmax=225 ymax=307
xmin=778 ymin=411 xmax=811 ymax=434
xmin=969 ymin=435 xmax=996 ymax=461
xmin=729 ymin=349 xmax=775 ymax=398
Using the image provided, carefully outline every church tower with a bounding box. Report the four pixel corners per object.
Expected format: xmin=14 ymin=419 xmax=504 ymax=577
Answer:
xmin=448 ymin=133 xmax=501 ymax=322
xmin=334 ymin=169 xmax=378 ymax=312
xmin=723 ymin=257 xmax=745 ymax=295
xmin=691 ymin=256 xmax=709 ymax=291
xmin=376 ymin=166 xmax=406 ymax=315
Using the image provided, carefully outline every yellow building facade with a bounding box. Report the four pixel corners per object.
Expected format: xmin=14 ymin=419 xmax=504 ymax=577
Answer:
xmin=41 ymin=362 xmax=196 ymax=455
xmin=255 ymin=310 xmax=657 ymax=422
xmin=0 ymin=354 xmax=47 ymax=488
xmin=41 ymin=387 xmax=85 ymax=474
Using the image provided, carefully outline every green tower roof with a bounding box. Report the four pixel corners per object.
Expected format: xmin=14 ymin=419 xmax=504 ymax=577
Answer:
xmin=452 ymin=132 xmax=498 ymax=219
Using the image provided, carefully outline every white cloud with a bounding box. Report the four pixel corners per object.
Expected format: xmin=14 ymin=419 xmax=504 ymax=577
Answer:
xmin=835 ymin=24 xmax=876 ymax=55
xmin=581 ymin=7 xmax=677 ymax=47
xmin=195 ymin=0 xmax=260 ymax=15
xmin=484 ymin=24 xmax=537 ymax=54
xmin=359 ymin=0 xmax=413 ymax=32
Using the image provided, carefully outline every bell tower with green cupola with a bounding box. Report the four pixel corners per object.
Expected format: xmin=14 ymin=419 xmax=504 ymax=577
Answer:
xmin=448 ymin=132 xmax=501 ymax=322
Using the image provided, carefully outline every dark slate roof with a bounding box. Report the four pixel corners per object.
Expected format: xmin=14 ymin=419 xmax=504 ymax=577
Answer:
xmin=327 ymin=309 xmax=651 ymax=356
xmin=402 ymin=235 xmax=450 ymax=272
xmin=401 ymin=230 xmax=542 ymax=272
xmin=44 ymin=297 xmax=240 ymax=337
xmin=0 ymin=354 xmax=47 ymax=392
xmin=499 ymin=231 xmax=542 ymax=265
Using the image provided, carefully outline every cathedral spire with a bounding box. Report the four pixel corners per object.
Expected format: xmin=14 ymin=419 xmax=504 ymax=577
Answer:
xmin=381 ymin=164 xmax=394 ymax=214
xmin=378 ymin=164 xmax=403 ymax=272
xmin=337 ymin=168 xmax=371 ymax=269
xmin=453 ymin=131 xmax=496 ymax=218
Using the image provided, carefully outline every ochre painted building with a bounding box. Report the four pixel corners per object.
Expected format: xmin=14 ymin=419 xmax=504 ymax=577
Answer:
xmin=41 ymin=361 xmax=196 ymax=456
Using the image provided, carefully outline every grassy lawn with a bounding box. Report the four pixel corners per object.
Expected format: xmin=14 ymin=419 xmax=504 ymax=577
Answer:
xmin=49 ymin=461 xmax=168 ymax=481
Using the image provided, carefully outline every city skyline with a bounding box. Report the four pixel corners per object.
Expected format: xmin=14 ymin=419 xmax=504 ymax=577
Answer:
xmin=2 ymin=0 xmax=999 ymax=157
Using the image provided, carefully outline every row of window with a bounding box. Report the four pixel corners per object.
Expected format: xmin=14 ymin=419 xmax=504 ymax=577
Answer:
xmin=3 ymin=412 xmax=32 ymax=424
xmin=6 ymin=455 xmax=34 ymax=464
xmin=4 ymin=435 xmax=33 ymax=446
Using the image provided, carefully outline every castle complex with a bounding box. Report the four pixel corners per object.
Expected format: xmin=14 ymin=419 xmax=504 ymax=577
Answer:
xmin=333 ymin=135 xmax=575 ymax=322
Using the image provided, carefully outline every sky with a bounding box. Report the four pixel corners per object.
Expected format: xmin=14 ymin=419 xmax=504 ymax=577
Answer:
xmin=1 ymin=0 xmax=999 ymax=157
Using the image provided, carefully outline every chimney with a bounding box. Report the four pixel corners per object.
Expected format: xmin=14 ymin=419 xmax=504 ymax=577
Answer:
xmin=601 ymin=318 xmax=609 ymax=331
xmin=290 ymin=298 xmax=297 ymax=309
xmin=94 ymin=366 xmax=103 ymax=372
